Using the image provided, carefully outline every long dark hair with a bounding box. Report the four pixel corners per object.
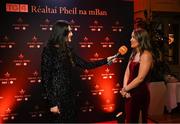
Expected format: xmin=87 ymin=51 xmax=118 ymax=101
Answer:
xmin=47 ymin=20 xmax=75 ymax=66
xmin=47 ymin=20 xmax=70 ymax=49
xmin=130 ymin=28 xmax=153 ymax=59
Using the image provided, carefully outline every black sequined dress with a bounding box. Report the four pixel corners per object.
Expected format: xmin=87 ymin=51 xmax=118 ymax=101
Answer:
xmin=41 ymin=46 xmax=107 ymax=122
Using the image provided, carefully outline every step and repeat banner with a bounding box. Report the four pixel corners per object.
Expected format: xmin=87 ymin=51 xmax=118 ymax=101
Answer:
xmin=0 ymin=0 xmax=133 ymax=123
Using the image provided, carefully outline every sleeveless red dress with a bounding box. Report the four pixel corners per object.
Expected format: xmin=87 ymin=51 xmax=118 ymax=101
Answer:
xmin=125 ymin=60 xmax=150 ymax=123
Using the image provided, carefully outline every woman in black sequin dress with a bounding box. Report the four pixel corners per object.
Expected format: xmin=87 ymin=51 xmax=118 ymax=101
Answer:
xmin=41 ymin=20 xmax=112 ymax=122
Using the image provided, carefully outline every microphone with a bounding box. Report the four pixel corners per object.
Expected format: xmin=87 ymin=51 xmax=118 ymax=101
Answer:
xmin=107 ymin=45 xmax=128 ymax=65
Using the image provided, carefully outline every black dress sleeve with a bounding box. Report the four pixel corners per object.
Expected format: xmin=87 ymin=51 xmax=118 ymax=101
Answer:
xmin=72 ymin=52 xmax=108 ymax=69
xmin=41 ymin=47 xmax=59 ymax=107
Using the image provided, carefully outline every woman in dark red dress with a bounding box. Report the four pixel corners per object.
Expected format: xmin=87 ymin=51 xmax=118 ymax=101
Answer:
xmin=120 ymin=28 xmax=154 ymax=123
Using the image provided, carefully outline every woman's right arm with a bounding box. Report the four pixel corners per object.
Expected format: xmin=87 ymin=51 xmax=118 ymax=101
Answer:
xmin=120 ymin=62 xmax=130 ymax=98
xmin=123 ymin=61 xmax=130 ymax=87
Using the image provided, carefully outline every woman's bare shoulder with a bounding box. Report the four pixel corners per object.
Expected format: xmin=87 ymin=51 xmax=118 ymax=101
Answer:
xmin=141 ymin=50 xmax=153 ymax=61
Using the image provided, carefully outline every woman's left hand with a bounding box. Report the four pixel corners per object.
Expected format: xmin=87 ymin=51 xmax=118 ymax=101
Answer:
xmin=120 ymin=89 xmax=131 ymax=98
xmin=120 ymin=90 xmax=127 ymax=97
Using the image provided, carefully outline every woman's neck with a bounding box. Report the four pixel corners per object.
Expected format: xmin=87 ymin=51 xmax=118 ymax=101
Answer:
xmin=133 ymin=52 xmax=140 ymax=62
xmin=135 ymin=47 xmax=140 ymax=53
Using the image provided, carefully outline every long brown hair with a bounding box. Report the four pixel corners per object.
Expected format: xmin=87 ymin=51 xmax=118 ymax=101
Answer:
xmin=130 ymin=28 xmax=153 ymax=59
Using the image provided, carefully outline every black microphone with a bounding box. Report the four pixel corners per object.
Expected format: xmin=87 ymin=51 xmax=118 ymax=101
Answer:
xmin=107 ymin=45 xmax=128 ymax=65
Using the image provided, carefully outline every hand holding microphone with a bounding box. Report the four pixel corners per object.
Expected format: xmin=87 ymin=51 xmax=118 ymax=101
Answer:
xmin=50 ymin=106 xmax=60 ymax=114
xmin=107 ymin=45 xmax=128 ymax=65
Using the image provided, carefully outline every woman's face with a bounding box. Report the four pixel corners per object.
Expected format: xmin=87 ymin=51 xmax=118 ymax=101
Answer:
xmin=67 ymin=25 xmax=73 ymax=43
xmin=130 ymin=32 xmax=139 ymax=48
